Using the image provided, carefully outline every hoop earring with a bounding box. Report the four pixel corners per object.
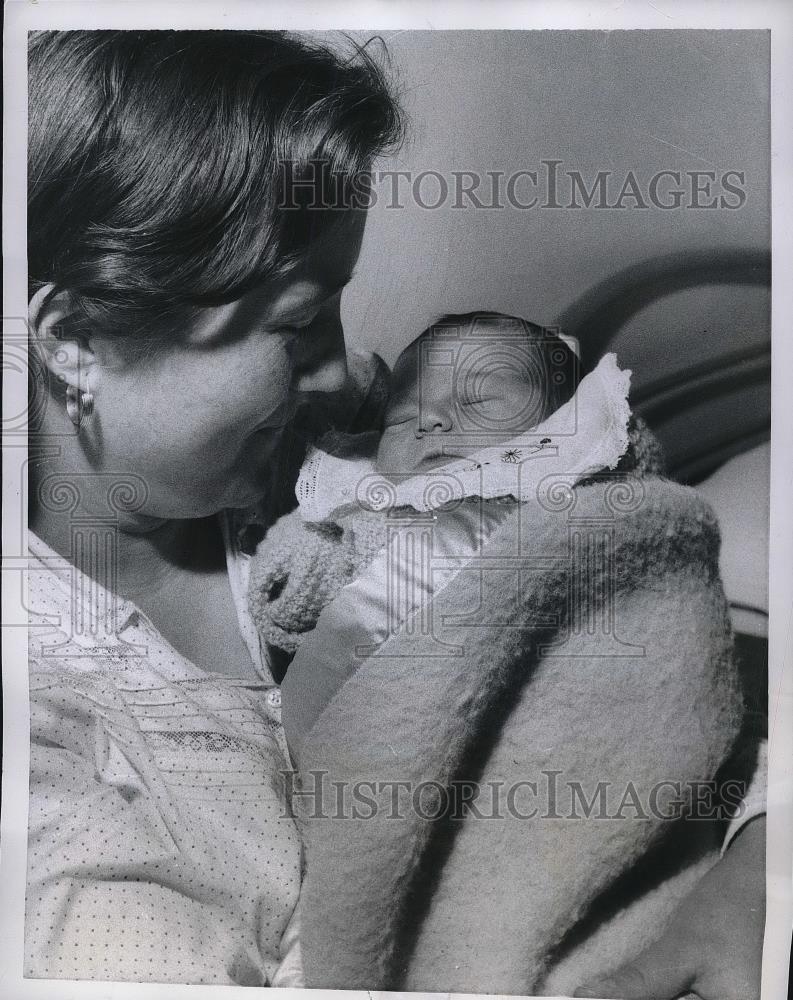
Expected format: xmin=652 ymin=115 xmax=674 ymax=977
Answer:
xmin=65 ymin=385 xmax=95 ymax=429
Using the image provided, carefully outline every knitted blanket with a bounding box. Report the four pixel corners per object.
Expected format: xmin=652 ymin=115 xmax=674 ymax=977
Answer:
xmin=290 ymin=471 xmax=742 ymax=994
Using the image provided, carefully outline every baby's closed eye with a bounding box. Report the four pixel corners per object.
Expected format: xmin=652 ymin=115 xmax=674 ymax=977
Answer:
xmin=460 ymin=396 xmax=501 ymax=405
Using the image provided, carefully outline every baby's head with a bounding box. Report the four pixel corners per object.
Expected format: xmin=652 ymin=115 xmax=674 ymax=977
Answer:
xmin=376 ymin=312 xmax=579 ymax=474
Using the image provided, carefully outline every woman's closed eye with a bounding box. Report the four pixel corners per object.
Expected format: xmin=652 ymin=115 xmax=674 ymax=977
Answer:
xmin=279 ymin=317 xmax=316 ymax=334
xmin=277 ymin=308 xmax=323 ymax=334
xmin=275 ymin=287 xmax=346 ymax=334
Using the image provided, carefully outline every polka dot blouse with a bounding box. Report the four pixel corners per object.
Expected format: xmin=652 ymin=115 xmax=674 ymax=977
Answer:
xmin=24 ymin=511 xmax=303 ymax=987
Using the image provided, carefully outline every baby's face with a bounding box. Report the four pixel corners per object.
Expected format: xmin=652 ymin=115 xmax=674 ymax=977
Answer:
xmin=376 ymin=320 xmax=554 ymax=474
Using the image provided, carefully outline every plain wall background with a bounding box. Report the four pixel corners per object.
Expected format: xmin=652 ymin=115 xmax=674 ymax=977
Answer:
xmin=336 ymin=30 xmax=770 ymax=365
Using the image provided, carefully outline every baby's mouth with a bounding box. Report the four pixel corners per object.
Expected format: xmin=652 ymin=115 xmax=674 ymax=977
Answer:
xmin=413 ymin=448 xmax=471 ymax=470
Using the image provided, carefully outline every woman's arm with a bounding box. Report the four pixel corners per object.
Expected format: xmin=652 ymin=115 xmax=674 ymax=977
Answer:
xmin=27 ymin=698 xmax=263 ymax=984
xmin=574 ymin=702 xmax=768 ymax=998
xmin=27 ymin=668 xmax=300 ymax=986
xmin=575 ymin=815 xmax=765 ymax=1000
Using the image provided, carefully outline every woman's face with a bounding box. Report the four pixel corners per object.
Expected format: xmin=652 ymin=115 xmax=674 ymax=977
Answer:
xmin=88 ymin=212 xmax=366 ymax=519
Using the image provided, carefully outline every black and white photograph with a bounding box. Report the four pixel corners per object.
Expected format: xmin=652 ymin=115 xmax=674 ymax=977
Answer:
xmin=2 ymin=2 xmax=792 ymax=999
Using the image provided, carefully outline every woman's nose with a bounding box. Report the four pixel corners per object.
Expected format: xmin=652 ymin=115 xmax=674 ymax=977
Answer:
xmin=295 ymin=352 xmax=349 ymax=394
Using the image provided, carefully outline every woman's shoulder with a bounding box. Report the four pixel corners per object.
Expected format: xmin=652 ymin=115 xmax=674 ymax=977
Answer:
xmin=27 ymin=528 xmax=139 ymax=667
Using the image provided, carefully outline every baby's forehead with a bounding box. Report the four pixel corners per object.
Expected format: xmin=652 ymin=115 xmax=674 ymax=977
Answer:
xmin=408 ymin=313 xmax=539 ymax=352
xmin=393 ymin=315 xmax=542 ymax=379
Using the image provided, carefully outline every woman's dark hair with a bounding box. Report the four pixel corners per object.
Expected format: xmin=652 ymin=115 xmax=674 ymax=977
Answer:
xmin=28 ymin=30 xmax=405 ymax=346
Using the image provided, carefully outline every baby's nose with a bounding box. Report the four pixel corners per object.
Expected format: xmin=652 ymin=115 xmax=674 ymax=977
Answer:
xmin=415 ymin=408 xmax=453 ymax=435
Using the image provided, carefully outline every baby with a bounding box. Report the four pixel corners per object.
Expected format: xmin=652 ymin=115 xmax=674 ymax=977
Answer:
xmin=249 ymin=311 xmax=656 ymax=760
xmin=249 ymin=315 xmax=747 ymax=996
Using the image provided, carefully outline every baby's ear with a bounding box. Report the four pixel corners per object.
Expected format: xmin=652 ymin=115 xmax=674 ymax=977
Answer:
xmin=29 ymin=284 xmax=95 ymax=397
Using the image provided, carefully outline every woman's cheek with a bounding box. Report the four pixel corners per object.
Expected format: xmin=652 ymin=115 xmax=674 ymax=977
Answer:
xmin=232 ymin=335 xmax=293 ymax=425
xmin=101 ymin=382 xmax=224 ymax=491
xmin=95 ymin=333 xmax=293 ymax=513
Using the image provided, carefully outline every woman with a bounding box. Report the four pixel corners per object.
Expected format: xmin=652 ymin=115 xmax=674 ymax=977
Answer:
xmin=25 ymin=29 xmax=764 ymax=995
xmin=26 ymin=28 xmax=398 ymax=986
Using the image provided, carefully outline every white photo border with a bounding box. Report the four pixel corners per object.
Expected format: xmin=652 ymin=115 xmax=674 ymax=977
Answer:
xmin=3 ymin=3 xmax=791 ymax=999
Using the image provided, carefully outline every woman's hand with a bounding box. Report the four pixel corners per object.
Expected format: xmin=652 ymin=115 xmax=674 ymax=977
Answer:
xmin=575 ymin=816 xmax=765 ymax=1000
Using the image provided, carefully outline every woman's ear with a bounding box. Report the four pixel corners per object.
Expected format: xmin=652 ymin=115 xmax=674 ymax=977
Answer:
xmin=29 ymin=283 xmax=96 ymax=394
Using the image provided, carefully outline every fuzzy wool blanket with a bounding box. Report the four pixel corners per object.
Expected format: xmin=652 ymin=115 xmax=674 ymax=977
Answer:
xmin=288 ymin=469 xmax=743 ymax=994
